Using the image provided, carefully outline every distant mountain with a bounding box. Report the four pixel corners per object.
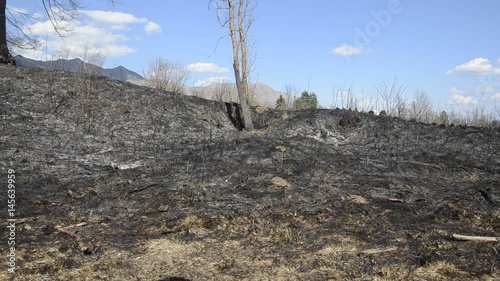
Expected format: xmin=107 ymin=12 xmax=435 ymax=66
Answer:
xmin=186 ymin=82 xmax=296 ymax=109
xmin=14 ymin=55 xmax=144 ymax=83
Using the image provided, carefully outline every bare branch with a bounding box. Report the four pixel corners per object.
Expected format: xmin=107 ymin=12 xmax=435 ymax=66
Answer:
xmin=5 ymin=6 xmax=40 ymax=49
xmin=145 ymin=58 xmax=190 ymax=94
xmin=41 ymin=0 xmax=81 ymax=37
xmin=452 ymin=234 xmax=499 ymax=242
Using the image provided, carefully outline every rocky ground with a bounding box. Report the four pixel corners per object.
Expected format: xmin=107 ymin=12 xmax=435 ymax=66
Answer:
xmin=1 ymin=64 xmax=499 ymax=280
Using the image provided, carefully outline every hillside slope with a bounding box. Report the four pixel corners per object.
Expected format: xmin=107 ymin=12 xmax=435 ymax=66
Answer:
xmin=1 ymin=64 xmax=499 ymax=280
xmin=14 ymin=55 xmax=293 ymax=108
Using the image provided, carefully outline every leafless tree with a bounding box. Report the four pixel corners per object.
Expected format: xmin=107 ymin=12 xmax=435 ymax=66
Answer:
xmin=468 ymin=105 xmax=496 ymax=128
xmin=283 ymin=83 xmax=298 ymax=110
xmin=409 ymin=91 xmax=434 ymax=123
xmin=333 ymin=81 xmax=357 ymax=110
xmin=76 ymin=48 xmax=105 ymax=96
xmin=145 ymin=57 xmax=190 ymax=94
xmin=495 ymin=101 xmax=500 ymax=121
xmin=211 ymin=0 xmax=255 ymax=130
xmin=190 ymin=86 xmax=206 ymax=98
xmin=375 ymin=78 xmax=408 ymax=117
xmin=1 ymin=0 xmax=14 ymax=63
xmin=1 ymin=0 xmax=116 ymax=64
xmin=213 ymin=81 xmax=235 ymax=102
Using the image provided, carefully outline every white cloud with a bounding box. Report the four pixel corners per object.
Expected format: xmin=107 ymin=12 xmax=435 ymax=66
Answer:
xmin=332 ymin=44 xmax=369 ymax=57
xmin=446 ymin=57 xmax=500 ymax=76
xmin=449 ymin=94 xmax=478 ymax=105
xmin=448 ymin=87 xmax=479 ymax=105
xmin=187 ymin=62 xmax=229 ymax=74
xmin=81 ymin=10 xmax=147 ymax=25
xmin=24 ymin=16 xmax=79 ymax=37
xmin=492 ymin=93 xmax=500 ymax=101
xmin=14 ymin=9 xmax=163 ymax=59
xmin=32 ymin=13 xmax=43 ymax=20
xmin=194 ymin=76 xmax=231 ymax=87
xmin=18 ymin=15 xmax=136 ymax=58
xmin=81 ymin=10 xmax=162 ymax=35
xmin=479 ymin=86 xmax=496 ymax=94
xmin=145 ymin=21 xmax=162 ymax=34
xmin=6 ymin=5 xmax=29 ymax=14
xmin=450 ymin=87 xmax=465 ymax=96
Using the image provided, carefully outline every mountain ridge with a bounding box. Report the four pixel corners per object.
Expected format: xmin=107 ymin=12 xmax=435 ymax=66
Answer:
xmin=14 ymin=55 xmax=145 ymax=83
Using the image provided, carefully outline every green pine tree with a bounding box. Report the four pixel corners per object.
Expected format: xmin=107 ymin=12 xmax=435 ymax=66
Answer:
xmin=293 ymin=91 xmax=318 ymax=110
xmin=439 ymin=110 xmax=449 ymax=125
xmin=276 ymin=95 xmax=286 ymax=110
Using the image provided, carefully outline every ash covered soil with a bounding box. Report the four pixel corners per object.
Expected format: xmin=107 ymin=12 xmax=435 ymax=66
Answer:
xmin=1 ymin=64 xmax=499 ymax=280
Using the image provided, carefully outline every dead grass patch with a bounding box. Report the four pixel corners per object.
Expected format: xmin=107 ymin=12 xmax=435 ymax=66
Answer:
xmin=255 ymin=106 xmax=269 ymax=114
xmin=180 ymin=214 xmax=211 ymax=228
xmin=269 ymin=224 xmax=294 ymax=244
xmin=414 ymin=261 xmax=470 ymax=279
xmin=270 ymin=176 xmax=291 ymax=188
xmin=349 ymin=194 xmax=369 ymax=204
xmin=134 ymin=238 xmax=205 ymax=279
xmin=318 ymin=242 xmax=359 ymax=255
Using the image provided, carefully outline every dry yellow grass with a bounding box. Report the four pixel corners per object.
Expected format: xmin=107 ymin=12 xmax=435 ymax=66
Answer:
xmin=349 ymin=194 xmax=369 ymax=204
xmin=414 ymin=261 xmax=470 ymax=279
xmin=275 ymin=145 xmax=287 ymax=152
xmin=255 ymin=106 xmax=269 ymax=114
xmin=270 ymin=176 xmax=291 ymax=188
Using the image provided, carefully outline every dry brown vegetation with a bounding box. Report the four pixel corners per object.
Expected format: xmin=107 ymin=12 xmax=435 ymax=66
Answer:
xmin=332 ymin=79 xmax=500 ymax=129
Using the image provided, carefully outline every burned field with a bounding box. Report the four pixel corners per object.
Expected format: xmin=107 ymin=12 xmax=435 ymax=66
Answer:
xmin=1 ymin=64 xmax=499 ymax=280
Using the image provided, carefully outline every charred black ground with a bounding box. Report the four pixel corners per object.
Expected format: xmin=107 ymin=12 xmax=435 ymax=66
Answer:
xmin=1 ymin=64 xmax=499 ymax=280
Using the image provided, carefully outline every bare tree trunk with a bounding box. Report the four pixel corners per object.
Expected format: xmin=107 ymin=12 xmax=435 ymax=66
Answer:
xmin=0 ymin=0 xmax=11 ymax=64
xmin=228 ymin=0 xmax=253 ymax=130
xmin=0 ymin=0 xmax=5 ymax=44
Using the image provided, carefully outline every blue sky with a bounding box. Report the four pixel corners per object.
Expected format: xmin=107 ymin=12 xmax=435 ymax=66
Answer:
xmin=7 ymin=0 xmax=500 ymax=113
